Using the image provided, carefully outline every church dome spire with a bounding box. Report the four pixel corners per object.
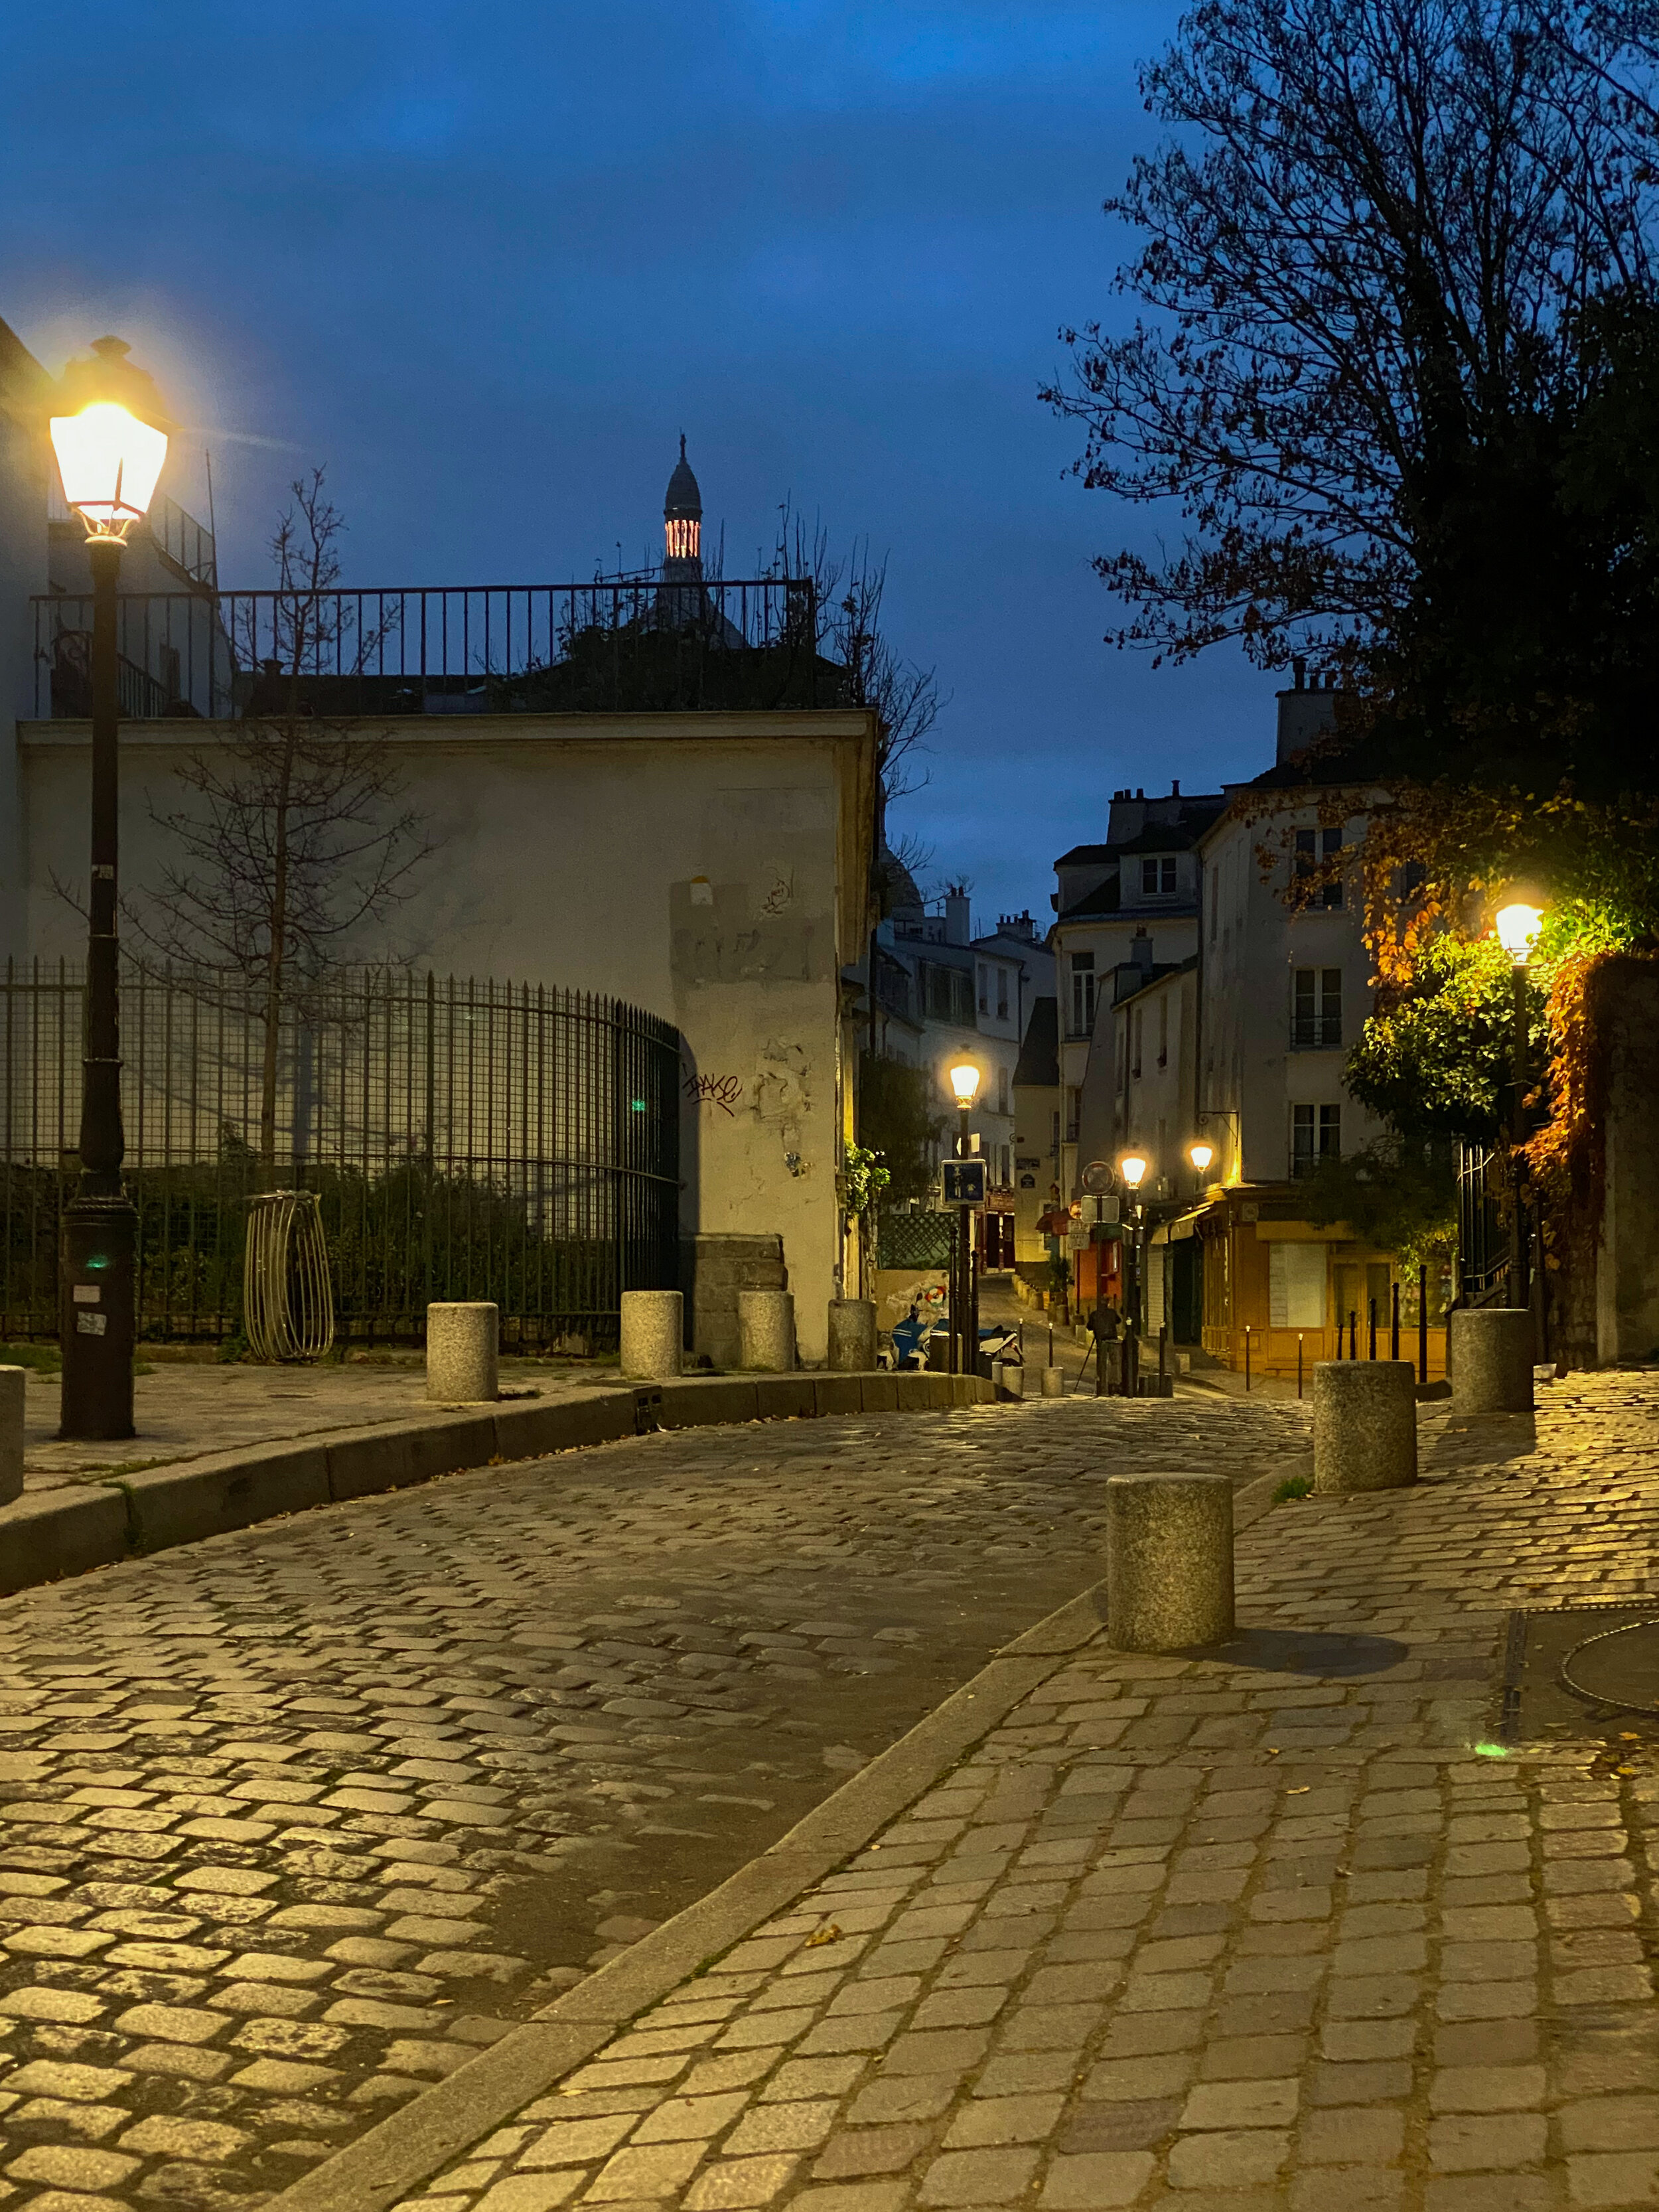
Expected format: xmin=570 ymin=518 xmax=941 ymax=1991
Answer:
xmin=663 ymin=433 xmax=702 ymax=576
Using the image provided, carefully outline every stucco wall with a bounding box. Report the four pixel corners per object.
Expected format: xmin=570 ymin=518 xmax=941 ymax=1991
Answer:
xmin=19 ymin=709 xmax=876 ymax=1364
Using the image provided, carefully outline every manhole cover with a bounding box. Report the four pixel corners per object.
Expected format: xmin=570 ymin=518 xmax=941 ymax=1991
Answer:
xmin=1501 ymin=1604 xmax=1659 ymax=1741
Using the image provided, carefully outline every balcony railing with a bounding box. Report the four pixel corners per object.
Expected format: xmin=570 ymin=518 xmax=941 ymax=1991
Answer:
xmin=1291 ymin=1014 xmax=1342 ymax=1049
xmin=31 ymin=578 xmax=828 ymax=720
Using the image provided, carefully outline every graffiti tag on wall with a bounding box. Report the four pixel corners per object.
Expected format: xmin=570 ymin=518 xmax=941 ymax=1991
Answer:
xmin=684 ymin=1070 xmax=743 ymax=1116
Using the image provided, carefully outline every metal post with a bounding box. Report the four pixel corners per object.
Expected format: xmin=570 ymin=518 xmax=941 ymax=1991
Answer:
xmin=1368 ymin=1297 xmax=1377 ymax=1360
xmin=1244 ymin=1323 xmax=1252 ymax=1392
xmin=1047 ymin=1322 xmax=1054 ymax=1369
xmin=1390 ymin=1280 xmax=1400 ymax=1361
xmin=1297 ymin=1334 xmax=1304 ymax=1398
xmin=1158 ymin=1323 xmax=1168 ymax=1392
xmin=1510 ymin=962 xmax=1530 ymax=1311
xmin=1418 ymin=1262 xmax=1429 ymax=1384
xmin=1348 ymin=1309 xmax=1357 ymax=1360
xmin=58 ymin=537 xmax=137 ymax=1441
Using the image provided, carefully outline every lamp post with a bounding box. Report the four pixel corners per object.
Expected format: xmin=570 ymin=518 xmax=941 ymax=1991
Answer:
xmin=48 ymin=339 xmax=170 ymax=1441
xmin=1188 ymin=1138 xmax=1215 ymax=1184
xmin=1493 ymin=899 xmax=1544 ymax=1319
xmin=1119 ymin=1149 xmax=1149 ymax=1394
xmin=948 ymin=1061 xmax=981 ymax=1374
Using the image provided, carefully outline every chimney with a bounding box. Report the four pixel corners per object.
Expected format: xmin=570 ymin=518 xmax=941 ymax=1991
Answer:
xmin=943 ymin=887 xmax=971 ymax=946
xmin=1130 ymin=928 xmax=1154 ymax=972
xmin=1275 ymin=670 xmax=1338 ymax=765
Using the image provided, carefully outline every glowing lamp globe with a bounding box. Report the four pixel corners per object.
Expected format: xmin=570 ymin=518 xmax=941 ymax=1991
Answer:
xmin=948 ymin=1062 xmax=980 ymax=1105
xmin=1119 ymin=1151 xmax=1149 ymax=1191
xmin=1189 ymin=1140 xmax=1215 ymax=1175
xmin=48 ymin=337 xmax=171 ymax=541
xmin=1494 ymin=902 xmax=1544 ymax=966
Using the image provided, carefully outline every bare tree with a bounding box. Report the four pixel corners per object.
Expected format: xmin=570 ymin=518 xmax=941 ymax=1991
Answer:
xmin=134 ymin=471 xmax=431 ymax=1171
xmin=768 ymin=505 xmax=944 ymax=821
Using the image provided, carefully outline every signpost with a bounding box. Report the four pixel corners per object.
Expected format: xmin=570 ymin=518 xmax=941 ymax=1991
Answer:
xmin=939 ymin=1157 xmax=986 ymax=1375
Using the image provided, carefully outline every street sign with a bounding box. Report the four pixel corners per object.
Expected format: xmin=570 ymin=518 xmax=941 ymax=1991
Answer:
xmin=1080 ymin=1159 xmax=1118 ymax=1196
xmin=940 ymin=1159 xmax=988 ymax=1207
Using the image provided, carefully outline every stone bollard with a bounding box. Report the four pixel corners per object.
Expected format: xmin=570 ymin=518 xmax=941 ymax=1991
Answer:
xmin=0 ymin=1366 xmax=21 ymax=1506
xmin=827 ymin=1298 xmax=877 ymax=1372
xmin=1449 ymin=1307 xmax=1535 ymax=1414
xmin=1106 ymin=1473 xmax=1234 ymax=1651
xmin=1312 ymin=1361 xmax=1417 ymax=1493
xmin=1040 ymin=1363 xmax=1065 ymax=1398
xmin=426 ymin=1302 xmax=499 ymax=1403
xmin=998 ymin=1362 xmax=1025 ymax=1400
xmin=737 ymin=1289 xmax=796 ymax=1372
xmin=620 ymin=1290 xmax=683 ymax=1380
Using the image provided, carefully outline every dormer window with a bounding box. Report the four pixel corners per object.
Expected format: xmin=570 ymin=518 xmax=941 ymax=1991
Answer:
xmin=1141 ymin=857 xmax=1177 ymax=895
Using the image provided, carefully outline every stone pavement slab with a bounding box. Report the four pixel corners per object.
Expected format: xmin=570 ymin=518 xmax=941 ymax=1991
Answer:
xmin=0 ymin=1390 xmax=1309 ymax=2207
xmin=313 ymin=1369 xmax=1659 ymax=2212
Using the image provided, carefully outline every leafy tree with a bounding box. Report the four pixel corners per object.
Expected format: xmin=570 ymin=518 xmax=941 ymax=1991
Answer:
xmin=856 ymin=1054 xmax=946 ymax=1204
xmin=1344 ymin=934 xmax=1543 ymax=1145
xmin=1299 ymin=1138 xmax=1459 ymax=1278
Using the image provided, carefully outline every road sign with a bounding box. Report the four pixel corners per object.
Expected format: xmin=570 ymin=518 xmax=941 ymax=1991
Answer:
xmin=940 ymin=1159 xmax=988 ymax=1207
xmin=1080 ymin=1159 xmax=1118 ymax=1196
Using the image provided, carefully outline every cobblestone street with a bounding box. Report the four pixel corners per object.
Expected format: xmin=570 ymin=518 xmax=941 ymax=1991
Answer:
xmin=0 ymin=1393 xmax=1307 ymax=2208
xmin=368 ymin=1369 xmax=1659 ymax=2212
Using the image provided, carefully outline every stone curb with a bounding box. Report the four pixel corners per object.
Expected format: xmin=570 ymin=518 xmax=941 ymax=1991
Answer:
xmin=261 ymin=1585 xmax=1108 ymax=2212
xmin=259 ymin=1469 xmax=1294 ymax=2212
xmin=0 ymin=1368 xmax=997 ymax=1599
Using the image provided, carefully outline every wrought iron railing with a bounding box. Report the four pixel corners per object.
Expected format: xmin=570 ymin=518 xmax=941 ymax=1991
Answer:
xmin=31 ymin=578 xmax=828 ymax=720
xmin=0 ymin=960 xmax=681 ymax=1349
xmin=1457 ymin=1140 xmax=1508 ymax=1301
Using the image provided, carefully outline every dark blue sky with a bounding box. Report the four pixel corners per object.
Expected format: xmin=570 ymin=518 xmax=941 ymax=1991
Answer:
xmin=1 ymin=0 xmax=1271 ymax=926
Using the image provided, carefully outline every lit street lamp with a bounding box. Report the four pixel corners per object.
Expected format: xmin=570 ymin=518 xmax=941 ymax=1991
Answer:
xmin=48 ymin=338 xmax=170 ymax=1440
xmin=1188 ymin=1138 xmax=1215 ymax=1178
xmin=946 ymin=1060 xmax=981 ymax=1374
xmin=1118 ymin=1151 xmax=1151 ymax=1388
xmin=1493 ymin=896 xmax=1545 ymax=1318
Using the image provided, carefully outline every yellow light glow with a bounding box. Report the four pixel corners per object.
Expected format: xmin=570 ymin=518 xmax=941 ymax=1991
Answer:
xmin=1189 ymin=1140 xmax=1215 ymax=1175
xmin=665 ymin=517 xmax=700 ymax=561
xmin=1494 ymin=901 xmax=1544 ymax=966
xmin=948 ymin=1061 xmax=981 ymax=1104
xmin=1119 ymin=1151 xmax=1149 ymax=1190
xmin=49 ymin=403 xmax=168 ymax=534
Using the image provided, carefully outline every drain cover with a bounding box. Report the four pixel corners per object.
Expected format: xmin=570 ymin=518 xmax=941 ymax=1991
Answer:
xmin=1500 ymin=1603 xmax=1659 ymax=1741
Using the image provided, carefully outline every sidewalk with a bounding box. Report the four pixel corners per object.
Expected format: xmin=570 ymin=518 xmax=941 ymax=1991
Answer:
xmin=318 ymin=1370 xmax=1659 ymax=2212
xmin=17 ymin=1355 xmax=612 ymax=1499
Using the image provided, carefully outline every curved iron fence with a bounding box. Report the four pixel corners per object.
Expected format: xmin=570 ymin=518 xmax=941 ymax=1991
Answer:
xmin=0 ymin=962 xmax=681 ymax=1350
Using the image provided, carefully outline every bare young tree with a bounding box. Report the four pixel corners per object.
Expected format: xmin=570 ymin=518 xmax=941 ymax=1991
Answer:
xmin=134 ymin=471 xmax=431 ymax=1171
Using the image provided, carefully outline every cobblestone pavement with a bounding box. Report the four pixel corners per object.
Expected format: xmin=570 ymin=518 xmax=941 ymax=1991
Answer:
xmin=20 ymin=1357 xmax=603 ymax=1497
xmin=390 ymin=1370 xmax=1659 ymax=2212
xmin=0 ymin=1392 xmax=1309 ymax=2207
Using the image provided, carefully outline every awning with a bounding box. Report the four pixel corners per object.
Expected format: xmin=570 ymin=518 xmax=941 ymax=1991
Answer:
xmin=1150 ymin=1207 xmax=1208 ymax=1248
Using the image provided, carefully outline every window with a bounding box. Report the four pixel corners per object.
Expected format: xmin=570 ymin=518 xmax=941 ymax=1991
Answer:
xmin=952 ymin=970 xmax=974 ymax=1025
xmin=1070 ymin=952 xmax=1096 ymax=1037
xmin=1157 ymin=995 xmax=1169 ymax=1068
xmin=1065 ymin=1088 xmax=1080 ymax=1143
xmin=996 ymin=1065 xmax=1009 ymax=1115
xmin=999 ymin=1143 xmax=1010 ymax=1185
xmin=925 ymin=964 xmax=950 ymax=1021
xmin=997 ymin=969 xmax=1009 ymax=1020
xmin=1141 ymin=855 xmax=1177 ymax=895
xmin=1292 ymin=967 xmax=1342 ymax=1048
xmin=1051 ymin=1108 xmax=1060 ymax=1156
xmin=977 ymin=964 xmax=989 ymax=1015
xmin=1269 ymin=1241 xmax=1328 ymax=1327
xmin=1131 ymin=1005 xmax=1144 ymax=1078
xmin=1294 ymin=826 xmax=1345 ymax=908
xmin=1291 ymin=1103 xmax=1341 ymax=1177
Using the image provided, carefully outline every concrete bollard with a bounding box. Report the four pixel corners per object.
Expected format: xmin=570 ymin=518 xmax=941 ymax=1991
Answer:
xmin=1040 ymin=1364 xmax=1065 ymax=1398
xmin=1450 ymin=1307 xmax=1535 ymax=1414
xmin=1312 ymin=1361 xmax=1417 ymax=1493
xmin=0 ymin=1366 xmax=21 ymax=1505
xmin=827 ymin=1298 xmax=877 ymax=1372
xmin=998 ymin=1362 xmax=1025 ymax=1400
xmin=737 ymin=1289 xmax=796 ymax=1372
xmin=1106 ymin=1473 xmax=1234 ymax=1651
xmin=620 ymin=1290 xmax=683 ymax=1380
xmin=425 ymin=1302 xmax=499 ymax=1403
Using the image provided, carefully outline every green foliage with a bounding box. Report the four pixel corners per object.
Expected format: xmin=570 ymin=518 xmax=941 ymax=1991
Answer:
xmin=0 ymin=1340 xmax=58 ymax=1371
xmin=840 ymin=1142 xmax=891 ymax=1219
xmin=1273 ymin=1475 xmax=1313 ymax=1503
xmin=1345 ymin=937 xmax=1544 ymax=1147
xmin=1299 ymin=1138 xmax=1459 ymax=1275
xmin=857 ymin=1054 xmax=946 ymax=1204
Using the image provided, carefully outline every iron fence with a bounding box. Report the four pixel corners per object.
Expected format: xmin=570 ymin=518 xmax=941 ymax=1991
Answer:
xmin=32 ymin=577 xmax=829 ymax=721
xmin=0 ymin=960 xmax=681 ymax=1349
xmin=1457 ymin=1140 xmax=1508 ymax=1301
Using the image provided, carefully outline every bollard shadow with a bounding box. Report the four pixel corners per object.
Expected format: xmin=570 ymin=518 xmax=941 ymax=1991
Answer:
xmin=1194 ymin=1625 xmax=1410 ymax=1677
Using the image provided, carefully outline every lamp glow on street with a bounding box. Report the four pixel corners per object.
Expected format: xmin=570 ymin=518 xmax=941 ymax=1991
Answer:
xmin=948 ymin=1061 xmax=981 ymax=1104
xmin=1189 ymin=1139 xmax=1215 ymax=1175
xmin=1119 ymin=1151 xmax=1149 ymax=1190
xmin=1494 ymin=901 xmax=1545 ymax=966
xmin=49 ymin=402 xmax=168 ymax=538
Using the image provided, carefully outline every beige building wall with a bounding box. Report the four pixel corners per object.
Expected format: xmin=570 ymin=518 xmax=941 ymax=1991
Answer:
xmin=19 ymin=708 xmax=877 ymax=1364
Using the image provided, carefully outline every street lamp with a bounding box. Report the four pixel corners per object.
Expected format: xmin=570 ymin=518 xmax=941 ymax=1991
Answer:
xmin=1119 ymin=1151 xmax=1149 ymax=1192
xmin=48 ymin=337 xmax=170 ymax=1441
xmin=1188 ymin=1138 xmax=1215 ymax=1177
xmin=946 ymin=1061 xmax=981 ymax=1376
xmin=1491 ymin=893 xmax=1546 ymax=1317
